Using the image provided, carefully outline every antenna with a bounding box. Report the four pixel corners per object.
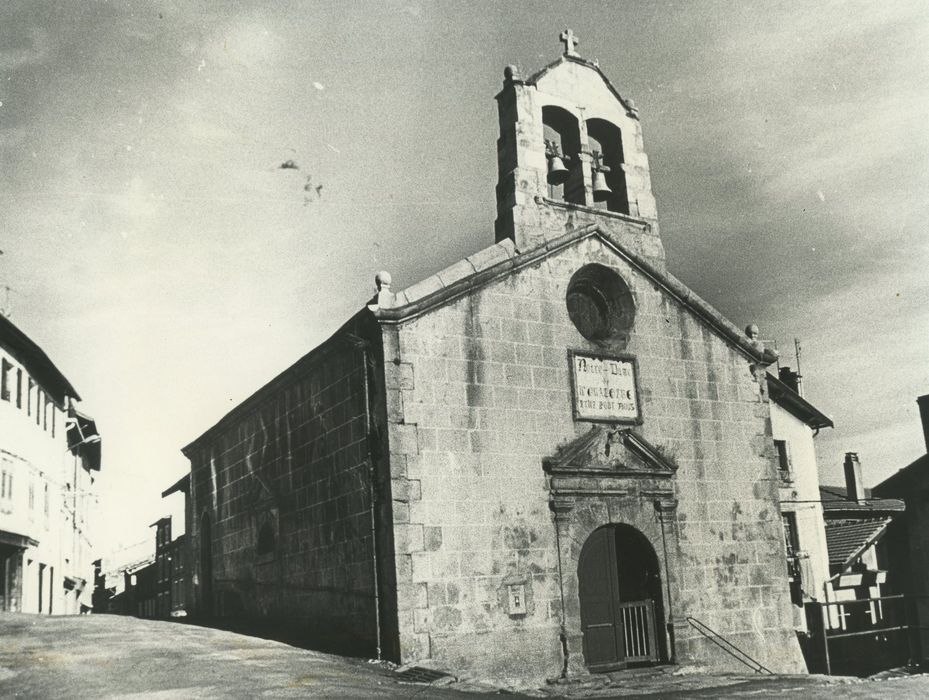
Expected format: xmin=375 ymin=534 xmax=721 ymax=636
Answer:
xmin=0 ymin=249 xmax=9 ymax=319
xmin=794 ymin=338 xmax=804 ymax=396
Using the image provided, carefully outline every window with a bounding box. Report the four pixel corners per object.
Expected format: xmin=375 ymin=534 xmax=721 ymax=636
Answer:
xmin=16 ymin=369 xmax=22 ymax=408
xmin=0 ymin=469 xmax=10 ymax=502
xmin=27 ymin=378 xmax=34 ymax=416
xmin=566 ymin=264 xmax=636 ymax=347
xmin=782 ymin=512 xmax=803 ymax=606
xmin=774 ymin=439 xmax=792 ymax=483
xmin=0 ymin=358 xmax=11 ymax=402
xmin=43 ymin=482 xmax=49 ymax=522
xmin=256 ymin=521 xmax=275 ymax=556
xmin=36 ymin=389 xmax=43 ymax=426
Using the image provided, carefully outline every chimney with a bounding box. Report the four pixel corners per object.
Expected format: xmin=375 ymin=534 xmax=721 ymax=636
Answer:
xmin=778 ymin=366 xmax=802 ymax=395
xmin=844 ymin=452 xmax=865 ymax=502
xmin=917 ymin=394 xmax=929 ymax=454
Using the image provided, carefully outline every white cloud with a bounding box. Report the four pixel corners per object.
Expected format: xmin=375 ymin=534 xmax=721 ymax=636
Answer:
xmin=0 ymin=27 xmax=50 ymax=70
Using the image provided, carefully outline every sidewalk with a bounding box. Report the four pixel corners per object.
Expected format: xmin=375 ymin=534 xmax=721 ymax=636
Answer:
xmin=447 ymin=663 xmax=929 ymax=698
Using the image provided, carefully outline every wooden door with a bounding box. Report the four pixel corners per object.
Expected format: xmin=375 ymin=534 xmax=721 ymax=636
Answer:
xmin=578 ymin=527 xmax=625 ymax=671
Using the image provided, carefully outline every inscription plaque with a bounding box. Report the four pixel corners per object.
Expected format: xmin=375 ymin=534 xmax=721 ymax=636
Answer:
xmin=570 ymin=351 xmax=641 ymax=423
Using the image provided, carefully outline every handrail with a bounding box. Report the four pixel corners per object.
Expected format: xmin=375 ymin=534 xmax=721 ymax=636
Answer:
xmin=685 ymin=616 xmax=774 ymax=674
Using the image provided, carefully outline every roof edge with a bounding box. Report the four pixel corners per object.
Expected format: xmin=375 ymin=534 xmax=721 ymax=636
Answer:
xmin=873 ymin=453 xmax=929 ymax=494
xmin=832 ymin=517 xmax=892 ymax=570
xmin=181 ymin=307 xmax=371 ymax=457
xmin=519 ymin=55 xmax=639 ymax=119
xmin=161 ymin=473 xmax=190 ymax=499
xmin=373 ymin=224 xmax=768 ymax=365
xmin=767 ymin=373 xmax=834 ymax=430
xmin=0 ymin=313 xmax=80 ymax=402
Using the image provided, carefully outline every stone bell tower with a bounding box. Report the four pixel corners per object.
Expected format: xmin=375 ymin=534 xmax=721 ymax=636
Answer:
xmin=493 ymin=30 xmax=664 ymax=266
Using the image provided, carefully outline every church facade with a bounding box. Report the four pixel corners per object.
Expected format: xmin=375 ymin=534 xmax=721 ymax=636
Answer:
xmin=182 ymin=35 xmax=805 ymax=682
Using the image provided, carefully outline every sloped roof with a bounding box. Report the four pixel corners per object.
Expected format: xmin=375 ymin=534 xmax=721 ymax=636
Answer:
xmin=766 ymin=373 xmax=833 ymax=430
xmin=0 ymin=313 xmax=79 ymax=402
xmin=161 ymin=473 xmax=190 ymax=498
xmin=874 ymin=454 xmax=929 ymax=496
xmin=824 ymin=517 xmax=892 ymax=568
xmin=820 ymin=485 xmax=904 ymax=514
xmin=372 ymin=224 xmax=770 ymax=365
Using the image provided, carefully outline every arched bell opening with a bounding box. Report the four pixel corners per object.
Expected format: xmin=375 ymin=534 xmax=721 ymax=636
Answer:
xmin=586 ymin=118 xmax=629 ymax=214
xmin=577 ymin=524 xmax=667 ymax=671
xmin=542 ymin=105 xmax=584 ymax=205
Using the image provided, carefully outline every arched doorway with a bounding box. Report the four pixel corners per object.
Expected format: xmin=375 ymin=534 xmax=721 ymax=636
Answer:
xmin=199 ymin=512 xmax=213 ymax=618
xmin=578 ymin=524 xmax=665 ymax=671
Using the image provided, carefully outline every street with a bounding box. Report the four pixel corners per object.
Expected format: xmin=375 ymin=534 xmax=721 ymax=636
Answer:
xmin=2 ymin=613 xmax=929 ymax=698
xmin=0 ymin=613 xmax=483 ymax=698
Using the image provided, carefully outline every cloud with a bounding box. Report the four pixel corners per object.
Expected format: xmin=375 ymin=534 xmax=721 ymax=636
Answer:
xmin=0 ymin=27 xmax=50 ymax=70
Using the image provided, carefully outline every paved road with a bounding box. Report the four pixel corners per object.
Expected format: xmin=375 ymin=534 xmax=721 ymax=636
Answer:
xmin=0 ymin=613 xmax=487 ymax=698
xmin=2 ymin=613 xmax=929 ymax=698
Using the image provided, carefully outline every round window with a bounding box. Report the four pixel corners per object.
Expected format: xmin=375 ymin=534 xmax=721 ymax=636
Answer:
xmin=566 ymin=264 xmax=635 ymax=345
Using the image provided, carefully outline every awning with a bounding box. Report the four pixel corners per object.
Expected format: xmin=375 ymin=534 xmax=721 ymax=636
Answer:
xmin=0 ymin=530 xmax=39 ymax=550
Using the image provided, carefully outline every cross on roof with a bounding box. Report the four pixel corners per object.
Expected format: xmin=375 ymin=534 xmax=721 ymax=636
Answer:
xmin=560 ymin=29 xmax=579 ymax=57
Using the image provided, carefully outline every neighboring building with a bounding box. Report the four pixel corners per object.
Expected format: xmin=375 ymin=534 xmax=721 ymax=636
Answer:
xmin=821 ymin=454 xmax=904 ymax=610
xmin=134 ymin=558 xmax=157 ymax=619
xmin=180 ymin=34 xmax=808 ymax=682
xmin=817 ymin=454 xmax=906 ymax=675
xmin=98 ymin=554 xmax=155 ymax=616
xmin=153 ymin=516 xmax=188 ymax=618
xmin=873 ymin=393 xmax=929 ymax=664
xmin=92 ymin=536 xmax=155 ymax=614
xmin=161 ymin=473 xmax=192 ymax=618
xmin=0 ymin=313 xmax=101 ymax=614
xmin=97 ymin=480 xmax=190 ymax=620
xmin=767 ymin=367 xmax=834 ymax=631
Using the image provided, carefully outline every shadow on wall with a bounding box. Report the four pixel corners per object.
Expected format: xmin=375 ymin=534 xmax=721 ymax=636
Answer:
xmin=183 ymin=586 xmax=382 ymax=660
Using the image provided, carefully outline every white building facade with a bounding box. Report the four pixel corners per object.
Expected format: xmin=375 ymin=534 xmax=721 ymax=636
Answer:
xmin=768 ymin=368 xmax=833 ymax=631
xmin=0 ymin=314 xmax=101 ymax=614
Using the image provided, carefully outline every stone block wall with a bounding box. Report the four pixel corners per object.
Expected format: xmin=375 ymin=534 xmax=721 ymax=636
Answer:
xmin=186 ymin=333 xmax=381 ymax=655
xmin=383 ymin=232 xmax=805 ymax=682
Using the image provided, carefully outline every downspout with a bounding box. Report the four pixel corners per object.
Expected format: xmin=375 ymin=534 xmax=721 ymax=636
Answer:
xmin=357 ymin=339 xmax=382 ymax=661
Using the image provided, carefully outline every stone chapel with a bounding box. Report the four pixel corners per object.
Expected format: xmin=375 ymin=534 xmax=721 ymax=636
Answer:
xmin=181 ymin=33 xmax=806 ymax=683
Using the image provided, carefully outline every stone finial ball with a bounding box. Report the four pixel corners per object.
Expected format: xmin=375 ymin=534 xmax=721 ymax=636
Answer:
xmin=375 ymin=270 xmax=392 ymax=291
xmin=745 ymin=324 xmax=760 ymax=340
xmin=504 ymin=65 xmax=518 ymax=80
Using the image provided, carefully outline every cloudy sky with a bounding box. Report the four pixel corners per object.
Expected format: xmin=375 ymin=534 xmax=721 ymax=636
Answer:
xmin=2 ymin=1 xmax=927 ymax=555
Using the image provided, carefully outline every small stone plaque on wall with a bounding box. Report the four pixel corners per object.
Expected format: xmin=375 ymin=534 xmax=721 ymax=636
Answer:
xmin=569 ymin=351 xmax=642 ymax=424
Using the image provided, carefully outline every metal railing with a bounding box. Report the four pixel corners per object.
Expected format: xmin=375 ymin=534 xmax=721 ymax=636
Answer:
xmin=810 ymin=594 xmax=915 ymax=676
xmin=686 ymin=616 xmax=774 ymax=674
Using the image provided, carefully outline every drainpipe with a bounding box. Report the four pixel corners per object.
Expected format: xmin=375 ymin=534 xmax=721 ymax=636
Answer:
xmin=353 ymin=336 xmax=382 ymax=661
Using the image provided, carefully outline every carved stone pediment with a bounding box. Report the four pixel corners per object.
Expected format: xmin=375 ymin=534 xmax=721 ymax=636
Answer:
xmin=543 ymin=426 xmax=677 ymax=478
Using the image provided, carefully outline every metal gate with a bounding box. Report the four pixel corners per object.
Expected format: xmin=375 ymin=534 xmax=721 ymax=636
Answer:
xmin=618 ymin=600 xmax=658 ymax=662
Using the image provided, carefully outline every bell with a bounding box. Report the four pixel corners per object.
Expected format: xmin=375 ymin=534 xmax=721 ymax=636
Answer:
xmin=592 ymin=169 xmax=612 ymax=201
xmin=547 ymin=155 xmax=570 ymax=185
